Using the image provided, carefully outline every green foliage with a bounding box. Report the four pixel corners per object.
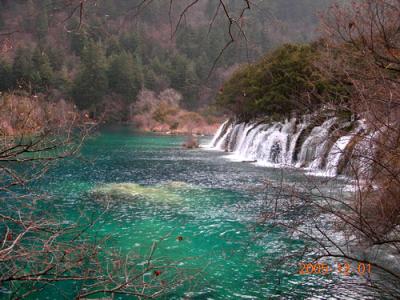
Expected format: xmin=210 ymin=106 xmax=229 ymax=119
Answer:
xmin=143 ymin=69 xmax=159 ymax=91
xmin=0 ymin=0 xmax=335 ymax=119
xmin=106 ymin=37 xmax=122 ymax=56
xmin=31 ymin=47 xmax=54 ymax=92
xmin=120 ymin=32 xmax=140 ymax=53
xmin=169 ymin=54 xmax=191 ymax=91
xmin=12 ymin=47 xmax=34 ymax=88
xmin=0 ymin=60 xmax=13 ymax=91
xmin=108 ymin=52 xmax=142 ymax=102
xmin=72 ymin=41 xmax=108 ymax=110
xmin=167 ymin=54 xmax=199 ymax=108
xmin=176 ymin=27 xmax=205 ymax=60
xmin=70 ymin=31 xmax=88 ymax=56
xmin=35 ymin=10 xmax=49 ymax=41
xmin=216 ymin=44 xmax=345 ymax=119
xmin=21 ymin=0 xmax=35 ymax=31
xmin=11 ymin=46 xmax=56 ymax=93
xmin=0 ymin=15 xmax=5 ymax=30
xmin=46 ymin=47 xmax=65 ymax=71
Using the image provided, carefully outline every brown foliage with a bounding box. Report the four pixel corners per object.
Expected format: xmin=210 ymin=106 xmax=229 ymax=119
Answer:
xmin=132 ymin=88 xmax=221 ymax=135
xmin=0 ymin=93 xmax=78 ymax=136
xmin=320 ymin=0 xmax=400 ymax=231
xmin=261 ymin=1 xmax=400 ymax=296
xmin=0 ymin=92 xmax=199 ymax=298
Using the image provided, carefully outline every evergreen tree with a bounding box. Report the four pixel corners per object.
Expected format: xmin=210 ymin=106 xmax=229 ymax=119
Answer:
xmin=0 ymin=60 xmax=13 ymax=91
xmin=12 ymin=47 xmax=34 ymax=88
xmin=35 ymin=9 xmax=49 ymax=41
xmin=108 ymin=52 xmax=141 ymax=102
xmin=169 ymin=54 xmax=190 ymax=91
xmin=0 ymin=15 xmax=5 ymax=30
xmin=70 ymin=31 xmax=88 ymax=56
xmin=0 ymin=0 xmax=334 ymax=117
xmin=106 ymin=37 xmax=122 ymax=56
xmin=120 ymin=32 xmax=140 ymax=53
xmin=195 ymin=52 xmax=210 ymax=80
xmin=46 ymin=47 xmax=65 ymax=71
xmin=72 ymin=41 xmax=108 ymax=110
xmin=143 ymin=69 xmax=158 ymax=91
xmin=22 ymin=0 xmax=35 ymax=32
xmin=32 ymin=47 xmax=54 ymax=92
xmin=150 ymin=56 xmax=171 ymax=77
xmin=182 ymin=61 xmax=200 ymax=108
xmin=176 ymin=26 xmax=203 ymax=59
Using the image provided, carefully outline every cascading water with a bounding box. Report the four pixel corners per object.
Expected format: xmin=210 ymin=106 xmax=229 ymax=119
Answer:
xmin=324 ymin=134 xmax=355 ymax=176
xmin=227 ymin=123 xmax=246 ymax=152
xmin=287 ymin=122 xmax=308 ymax=165
xmin=209 ymin=119 xmax=229 ymax=148
xmin=208 ymin=117 xmax=365 ymax=177
xmin=215 ymin=123 xmax=233 ymax=150
xmin=295 ymin=118 xmax=337 ymax=169
xmin=238 ymin=124 xmax=268 ymax=156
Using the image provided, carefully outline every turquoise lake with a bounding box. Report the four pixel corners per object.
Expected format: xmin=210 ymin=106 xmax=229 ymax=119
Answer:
xmin=26 ymin=127 xmax=377 ymax=299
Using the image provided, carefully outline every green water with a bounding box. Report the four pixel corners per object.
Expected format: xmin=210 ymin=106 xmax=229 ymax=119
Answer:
xmin=16 ymin=127 xmax=376 ymax=299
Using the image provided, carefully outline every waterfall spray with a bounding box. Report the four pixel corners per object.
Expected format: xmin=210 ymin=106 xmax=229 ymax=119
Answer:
xmin=208 ymin=117 xmax=364 ymax=177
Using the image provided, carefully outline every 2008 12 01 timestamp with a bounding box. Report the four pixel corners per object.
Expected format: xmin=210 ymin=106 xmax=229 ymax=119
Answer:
xmin=298 ymin=262 xmax=372 ymax=276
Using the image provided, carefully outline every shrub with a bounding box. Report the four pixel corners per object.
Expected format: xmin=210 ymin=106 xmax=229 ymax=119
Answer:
xmin=216 ymin=44 xmax=348 ymax=120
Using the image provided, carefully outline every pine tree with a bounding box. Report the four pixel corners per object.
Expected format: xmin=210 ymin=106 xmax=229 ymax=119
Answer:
xmin=0 ymin=60 xmax=13 ymax=91
xmin=108 ymin=52 xmax=142 ymax=102
xmin=106 ymin=37 xmax=122 ymax=56
xmin=0 ymin=15 xmax=5 ymax=30
xmin=32 ymin=47 xmax=54 ymax=92
xmin=143 ymin=69 xmax=158 ymax=91
xmin=36 ymin=9 xmax=49 ymax=41
xmin=12 ymin=47 xmax=34 ymax=88
xmin=72 ymin=41 xmax=108 ymax=110
xmin=120 ymin=32 xmax=140 ymax=53
xmin=169 ymin=54 xmax=189 ymax=91
xmin=70 ymin=31 xmax=88 ymax=56
xmin=46 ymin=47 xmax=65 ymax=71
xmin=195 ymin=52 xmax=210 ymax=80
xmin=22 ymin=0 xmax=35 ymax=32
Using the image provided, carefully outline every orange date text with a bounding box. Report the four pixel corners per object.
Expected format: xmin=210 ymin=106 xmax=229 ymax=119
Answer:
xmin=298 ymin=262 xmax=371 ymax=276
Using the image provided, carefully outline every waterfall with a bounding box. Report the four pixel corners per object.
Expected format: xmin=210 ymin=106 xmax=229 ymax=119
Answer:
xmin=235 ymin=124 xmax=257 ymax=153
xmin=209 ymin=120 xmax=229 ymax=147
xmin=227 ymin=123 xmax=246 ymax=151
xmin=295 ymin=118 xmax=336 ymax=168
xmin=207 ymin=116 xmax=365 ymax=177
xmin=325 ymin=133 xmax=355 ymax=176
xmin=215 ymin=123 xmax=233 ymax=150
xmin=238 ymin=124 xmax=268 ymax=158
xmin=287 ymin=121 xmax=308 ymax=165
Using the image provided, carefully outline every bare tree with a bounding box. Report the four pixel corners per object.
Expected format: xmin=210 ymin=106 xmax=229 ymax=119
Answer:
xmin=57 ymin=0 xmax=253 ymax=74
xmin=0 ymin=93 xmax=202 ymax=299
xmin=259 ymin=1 xmax=400 ymax=298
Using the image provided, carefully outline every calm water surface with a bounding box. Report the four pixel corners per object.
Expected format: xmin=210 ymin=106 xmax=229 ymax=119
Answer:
xmin=31 ymin=126 xmax=376 ymax=299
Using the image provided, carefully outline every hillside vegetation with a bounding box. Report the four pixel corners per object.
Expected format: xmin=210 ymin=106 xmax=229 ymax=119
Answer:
xmin=216 ymin=1 xmax=400 ymax=293
xmin=0 ymin=0 xmax=332 ymax=125
xmin=216 ymin=43 xmax=350 ymax=120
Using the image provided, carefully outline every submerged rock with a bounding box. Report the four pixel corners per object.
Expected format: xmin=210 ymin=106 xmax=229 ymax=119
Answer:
xmin=90 ymin=182 xmax=189 ymax=203
xmin=182 ymin=135 xmax=199 ymax=149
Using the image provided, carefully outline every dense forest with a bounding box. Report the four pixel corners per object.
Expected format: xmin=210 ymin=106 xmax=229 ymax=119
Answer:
xmin=213 ymin=2 xmax=400 ymax=296
xmin=215 ymin=42 xmax=351 ymax=120
xmin=1 ymin=1 xmax=400 ymax=299
xmin=0 ymin=0 xmax=332 ymax=123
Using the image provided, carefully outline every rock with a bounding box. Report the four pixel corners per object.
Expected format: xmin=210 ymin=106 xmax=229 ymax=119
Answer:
xmin=182 ymin=135 xmax=199 ymax=149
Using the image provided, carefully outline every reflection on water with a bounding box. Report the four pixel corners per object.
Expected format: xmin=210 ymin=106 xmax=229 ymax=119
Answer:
xmin=32 ymin=127 xmax=377 ymax=299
